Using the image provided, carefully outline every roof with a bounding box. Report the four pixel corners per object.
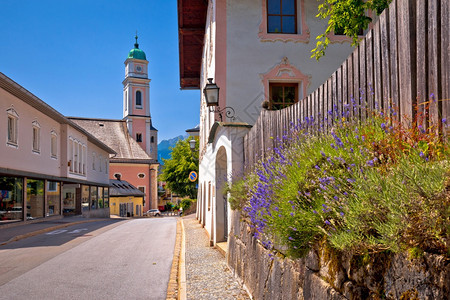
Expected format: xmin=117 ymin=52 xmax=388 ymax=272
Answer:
xmin=68 ymin=117 xmax=158 ymax=163
xmin=177 ymin=0 xmax=207 ymax=89
xmin=0 ymin=72 xmax=116 ymax=155
xmin=109 ymin=179 xmax=145 ymax=197
xmin=127 ymin=35 xmax=147 ymax=60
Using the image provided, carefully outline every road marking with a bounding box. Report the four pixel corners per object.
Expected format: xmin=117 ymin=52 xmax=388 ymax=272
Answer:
xmin=46 ymin=229 xmax=68 ymax=235
xmin=68 ymin=228 xmax=88 ymax=234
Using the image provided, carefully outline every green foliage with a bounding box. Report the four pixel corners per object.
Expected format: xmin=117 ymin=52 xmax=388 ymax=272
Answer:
xmin=180 ymin=198 xmax=194 ymax=211
xmin=311 ymin=0 xmax=392 ymax=60
xmin=231 ymin=112 xmax=449 ymax=258
xmin=160 ymin=137 xmax=199 ymax=199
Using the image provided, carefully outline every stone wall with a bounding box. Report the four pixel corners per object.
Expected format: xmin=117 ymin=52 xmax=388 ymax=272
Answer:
xmin=81 ymin=208 xmax=110 ymax=218
xmin=227 ymin=212 xmax=449 ymax=299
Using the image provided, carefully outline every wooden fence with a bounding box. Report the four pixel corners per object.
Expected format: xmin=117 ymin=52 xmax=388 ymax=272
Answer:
xmin=244 ymin=0 xmax=449 ymax=169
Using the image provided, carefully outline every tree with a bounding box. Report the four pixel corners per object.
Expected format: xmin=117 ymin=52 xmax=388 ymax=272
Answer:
xmin=160 ymin=137 xmax=199 ymax=199
xmin=311 ymin=0 xmax=392 ymax=60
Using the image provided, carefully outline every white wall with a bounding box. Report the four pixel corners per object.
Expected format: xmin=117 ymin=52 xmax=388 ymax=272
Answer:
xmin=0 ymin=88 xmax=61 ymax=176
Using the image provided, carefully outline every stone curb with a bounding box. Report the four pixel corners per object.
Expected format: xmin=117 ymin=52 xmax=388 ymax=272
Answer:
xmin=0 ymin=219 xmax=104 ymax=247
xmin=178 ymin=218 xmax=187 ymax=300
xmin=166 ymin=218 xmax=183 ymax=300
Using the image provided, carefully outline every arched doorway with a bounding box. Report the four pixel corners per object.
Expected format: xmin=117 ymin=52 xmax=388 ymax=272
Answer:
xmin=215 ymin=146 xmax=228 ymax=243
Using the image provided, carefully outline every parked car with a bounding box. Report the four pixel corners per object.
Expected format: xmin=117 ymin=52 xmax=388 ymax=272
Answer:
xmin=145 ymin=209 xmax=161 ymax=217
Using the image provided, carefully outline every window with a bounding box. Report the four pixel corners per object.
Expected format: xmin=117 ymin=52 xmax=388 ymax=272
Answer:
xmin=7 ymin=108 xmax=18 ymax=146
xmin=136 ymin=90 xmax=142 ymax=107
xmin=99 ymin=155 xmax=103 ymax=172
xmin=32 ymin=121 xmax=40 ymax=153
xmin=51 ymin=131 xmax=57 ymax=158
xmin=151 ymin=136 xmax=154 ymax=143
xmin=69 ymin=139 xmax=74 ymax=172
xmin=138 ymin=173 xmax=145 ymax=178
xmin=136 ymin=133 xmax=142 ymax=143
xmin=92 ymin=152 xmax=96 ymax=170
xmin=269 ymin=82 xmax=298 ymax=110
xmin=267 ymin=0 xmax=296 ymax=34
xmin=138 ymin=186 xmax=145 ymax=193
xmin=83 ymin=146 xmax=87 ymax=174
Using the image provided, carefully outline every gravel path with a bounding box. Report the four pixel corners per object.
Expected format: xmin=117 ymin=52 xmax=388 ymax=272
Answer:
xmin=184 ymin=214 xmax=250 ymax=300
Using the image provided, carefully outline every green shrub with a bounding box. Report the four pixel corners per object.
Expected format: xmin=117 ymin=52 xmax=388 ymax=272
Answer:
xmin=229 ymin=111 xmax=449 ymax=257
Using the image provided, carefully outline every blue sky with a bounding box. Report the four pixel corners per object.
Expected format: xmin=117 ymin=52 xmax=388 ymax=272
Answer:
xmin=0 ymin=0 xmax=200 ymax=141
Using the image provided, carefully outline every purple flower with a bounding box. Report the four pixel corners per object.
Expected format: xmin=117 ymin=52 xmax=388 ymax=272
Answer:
xmin=324 ymin=220 xmax=331 ymax=225
xmin=419 ymin=151 xmax=425 ymax=158
xmin=315 ymin=165 xmax=321 ymax=171
xmin=340 ymin=212 xmax=344 ymax=217
xmin=442 ymin=118 xmax=447 ymax=124
xmin=381 ymin=123 xmax=386 ymax=130
xmin=313 ymin=210 xmax=318 ymax=214
xmin=350 ymin=148 xmax=354 ymax=153
xmin=366 ymin=160 xmax=374 ymax=167
xmin=333 ymin=196 xmax=339 ymax=201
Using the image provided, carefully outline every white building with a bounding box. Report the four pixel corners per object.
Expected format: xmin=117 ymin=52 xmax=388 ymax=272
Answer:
xmin=0 ymin=72 xmax=115 ymax=224
xmin=177 ymin=0 xmax=360 ymax=246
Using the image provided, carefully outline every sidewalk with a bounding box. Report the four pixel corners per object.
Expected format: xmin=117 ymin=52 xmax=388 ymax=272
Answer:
xmin=0 ymin=216 xmax=107 ymax=246
xmin=182 ymin=214 xmax=249 ymax=300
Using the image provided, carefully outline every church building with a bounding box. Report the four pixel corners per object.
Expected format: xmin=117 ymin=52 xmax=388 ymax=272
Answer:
xmin=70 ymin=36 xmax=159 ymax=214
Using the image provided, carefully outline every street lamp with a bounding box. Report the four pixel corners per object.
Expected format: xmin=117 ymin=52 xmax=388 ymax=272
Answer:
xmin=189 ymin=138 xmax=196 ymax=151
xmin=203 ymin=78 xmax=236 ymax=122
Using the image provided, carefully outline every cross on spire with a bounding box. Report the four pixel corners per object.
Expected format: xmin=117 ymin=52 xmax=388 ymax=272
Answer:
xmin=134 ymin=31 xmax=139 ymax=49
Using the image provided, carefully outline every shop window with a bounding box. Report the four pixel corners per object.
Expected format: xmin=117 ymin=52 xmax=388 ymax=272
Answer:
xmin=81 ymin=185 xmax=90 ymax=211
xmin=269 ymin=82 xmax=298 ymax=110
xmin=136 ymin=133 xmax=142 ymax=142
xmin=136 ymin=91 xmax=142 ymax=107
xmin=27 ymin=179 xmax=44 ymax=219
xmin=91 ymin=186 xmax=98 ymax=209
xmin=267 ymin=0 xmax=297 ymax=34
xmin=47 ymin=181 xmax=60 ymax=216
xmin=103 ymin=187 xmax=109 ymax=208
xmin=0 ymin=176 xmax=24 ymax=223
xmin=32 ymin=121 xmax=40 ymax=153
xmin=98 ymin=187 xmax=104 ymax=208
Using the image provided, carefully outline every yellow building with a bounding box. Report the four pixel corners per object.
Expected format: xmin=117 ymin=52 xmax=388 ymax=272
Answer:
xmin=109 ymin=179 xmax=145 ymax=217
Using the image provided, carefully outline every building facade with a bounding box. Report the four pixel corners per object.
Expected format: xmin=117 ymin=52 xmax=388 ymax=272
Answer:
xmin=0 ymin=73 xmax=115 ymax=224
xmin=178 ymin=0 xmax=361 ymax=245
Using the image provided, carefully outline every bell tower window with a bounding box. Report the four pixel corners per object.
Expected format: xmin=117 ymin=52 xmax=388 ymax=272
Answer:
xmin=136 ymin=91 xmax=142 ymax=108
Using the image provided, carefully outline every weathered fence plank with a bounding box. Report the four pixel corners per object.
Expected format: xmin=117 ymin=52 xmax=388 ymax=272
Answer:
xmin=366 ymin=29 xmax=375 ymax=114
xmin=416 ymin=0 xmax=428 ymax=128
xmin=428 ymin=0 xmax=440 ymax=130
xmin=373 ymin=21 xmax=383 ymax=112
xmin=353 ymin=46 xmax=360 ymax=119
xmin=441 ymin=0 xmax=450 ymax=135
xmin=380 ymin=9 xmax=391 ymax=115
xmin=389 ymin=0 xmax=399 ymax=123
xmin=397 ymin=0 xmax=416 ymax=127
xmin=359 ymin=38 xmax=367 ymax=122
xmin=347 ymin=54 xmax=354 ymax=118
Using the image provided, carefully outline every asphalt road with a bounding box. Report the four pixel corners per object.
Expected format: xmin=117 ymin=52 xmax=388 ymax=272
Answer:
xmin=0 ymin=217 xmax=177 ymax=300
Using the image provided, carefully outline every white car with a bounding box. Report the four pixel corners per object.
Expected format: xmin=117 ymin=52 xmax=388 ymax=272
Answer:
xmin=145 ymin=209 xmax=161 ymax=217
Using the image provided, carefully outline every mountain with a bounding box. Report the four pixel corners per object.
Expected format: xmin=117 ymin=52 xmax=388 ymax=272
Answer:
xmin=158 ymin=135 xmax=186 ymax=165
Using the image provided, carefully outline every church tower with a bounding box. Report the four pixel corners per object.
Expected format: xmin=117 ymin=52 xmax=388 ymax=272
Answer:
xmin=123 ymin=35 xmax=158 ymax=157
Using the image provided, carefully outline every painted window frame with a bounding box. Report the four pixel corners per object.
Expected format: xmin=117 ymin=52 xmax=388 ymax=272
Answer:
xmin=259 ymin=0 xmax=309 ymax=43
xmin=6 ymin=108 xmax=19 ymax=147
xmin=32 ymin=121 xmax=41 ymax=154
xmin=261 ymin=57 xmax=309 ymax=110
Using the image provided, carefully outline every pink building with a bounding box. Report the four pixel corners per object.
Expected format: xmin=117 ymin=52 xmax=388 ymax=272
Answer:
xmin=70 ymin=36 xmax=159 ymax=212
xmin=0 ymin=73 xmax=115 ymax=224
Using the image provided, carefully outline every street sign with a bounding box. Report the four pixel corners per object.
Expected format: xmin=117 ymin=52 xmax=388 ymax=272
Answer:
xmin=189 ymin=171 xmax=198 ymax=182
